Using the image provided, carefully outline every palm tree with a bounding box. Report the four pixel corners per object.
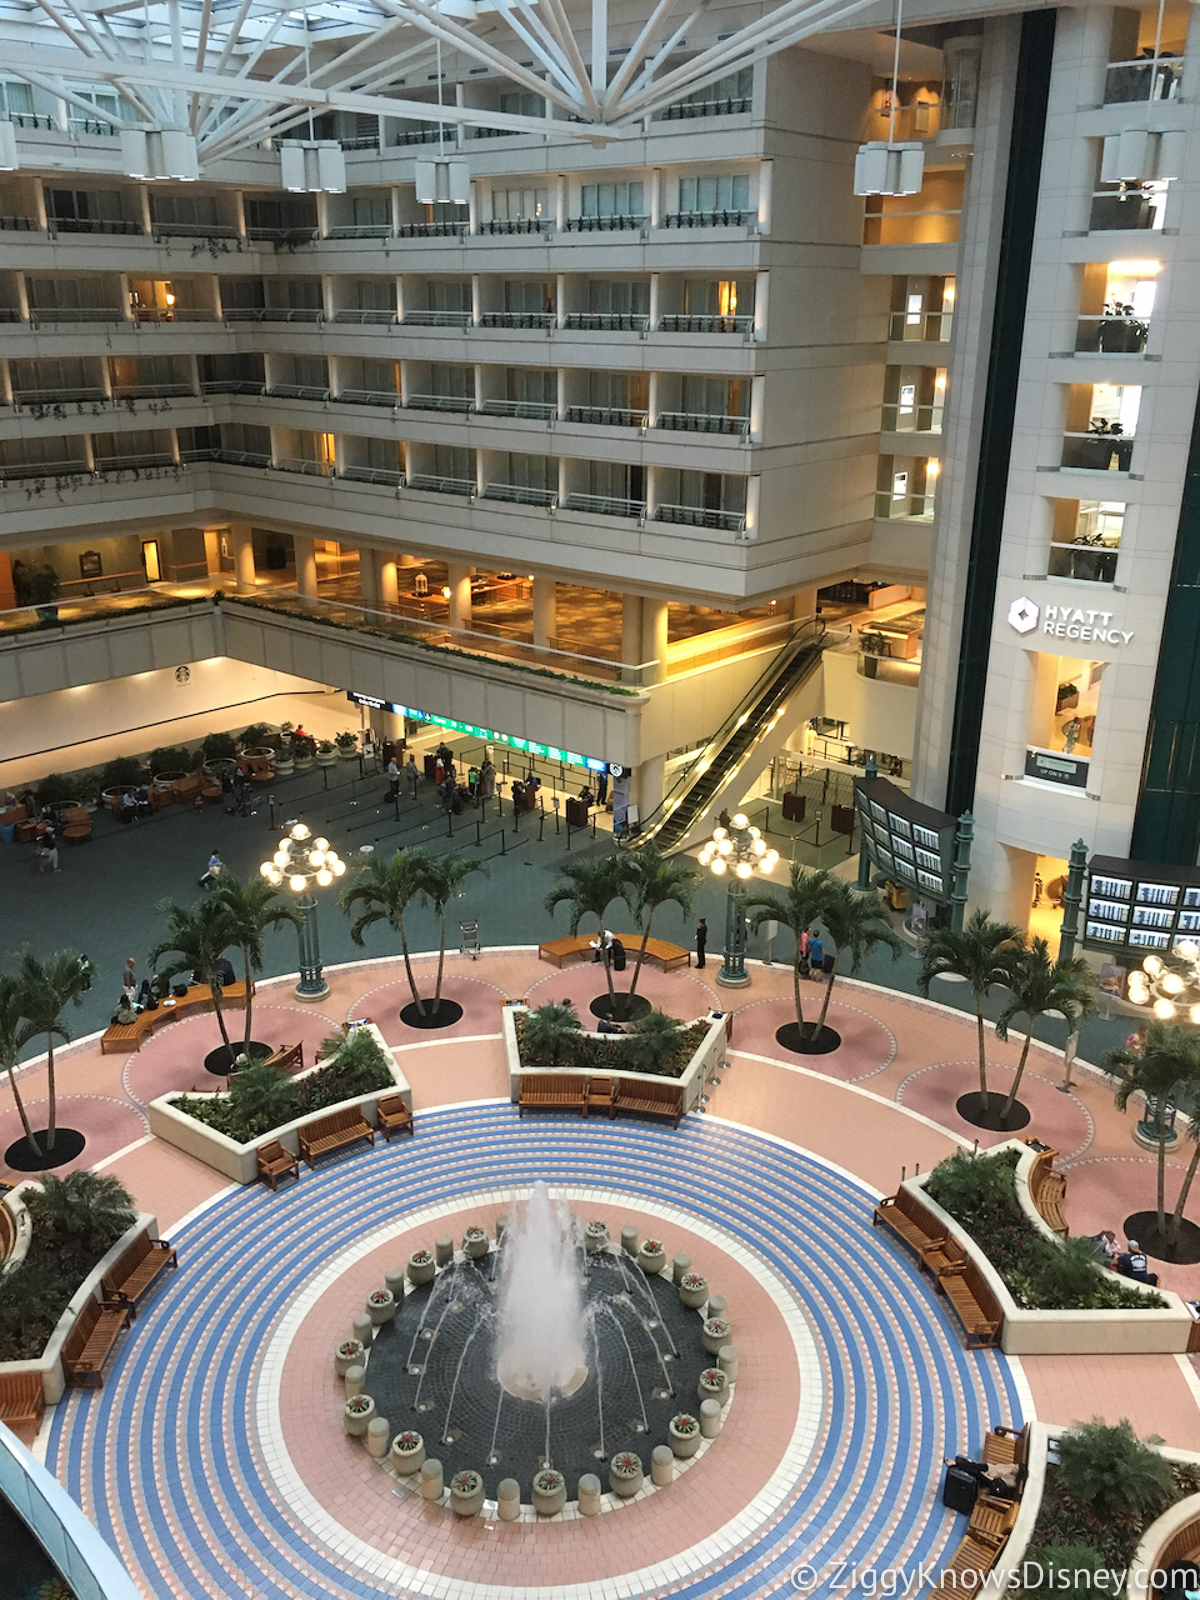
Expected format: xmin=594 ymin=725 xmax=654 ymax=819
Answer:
xmin=24 ymin=1171 xmax=136 ymax=1277
xmin=417 ymin=851 xmax=488 ymax=1014
xmin=917 ymin=909 xmax=1022 ymax=1113
xmin=213 ymin=874 xmax=302 ymax=1050
xmin=1104 ymin=1022 xmax=1200 ymax=1241
xmin=621 ymin=846 xmax=701 ymax=1019
xmin=339 ymin=847 xmax=430 ymax=1014
xmin=0 ymin=973 xmax=43 ymax=1160
xmin=544 ymin=855 xmax=635 ymax=1008
xmin=626 ymin=1010 xmax=682 ymax=1076
xmin=148 ymin=897 xmax=238 ymax=1054
xmin=745 ymin=864 xmax=839 ymax=1042
xmin=812 ymin=878 xmax=903 ymax=1039
xmin=522 ymin=1001 xmax=583 ymax=1067
xmin=994 ymin=938 xmax=1098 ymax=1121
xmin=16 ymin=949 xmax=92 ymax=1154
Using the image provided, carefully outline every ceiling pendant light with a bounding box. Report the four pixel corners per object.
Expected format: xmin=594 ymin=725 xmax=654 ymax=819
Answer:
xmin=0 ymin=120 xmax=18 ymax=171
xmin=120 ymin=125 xmax=199 ymax=181
xmin=280 ymin=140 xmax=346 ymax=194
xmin=853 ymin=0 xmax=926 ymax=198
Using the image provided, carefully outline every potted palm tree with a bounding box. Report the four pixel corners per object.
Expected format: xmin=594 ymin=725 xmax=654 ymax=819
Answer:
xmin=626 ymin=1010 xmax=682 ymax=1076
xmin=618 ymin=846 xmax=701 ymax=1022
xmin=291 ymin=733 xmax=317 ymax=772
xmin=917 ymin=908 xmax=1022 ymax=1125
xmin=522 ymin=1001 xmax=583 ymax=1067
xmin=544 ymin=855 xmax=636 ymax=1019
xmin=8 ymin=949 xmax=92 ymax=1169
xmin=316 ymin=740 xmax=339 ymax=768
xmin=806 ymin=877 xmax=903 ymax=1053
xmin=1104 ymin=1021 xmax=1200 ymax=1259
xmin=746 ymin=865 xmax=841 ymax=1054
xmin=149 ymin=896 xmax=242 ymax=1072
xmin=340 ymin=848 xmax=430 ymax=1021
xmin=994 ymin=937 xmax=1097 ymax=1125
xmin=212 ymin=874 xmax=301 ymax=1058
xmin=335 ymin=730 xmax=360 ymax=761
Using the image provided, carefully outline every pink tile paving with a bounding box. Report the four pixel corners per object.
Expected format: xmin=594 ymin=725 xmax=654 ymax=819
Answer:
xmin=727 ymin=993 xmax=896 ymax=1080
xmin=0 ymin=1092 xmax=147 ymax=1183
xmin=346 ymin=972 xmax=511 ymax=1042
xmin=121 ymin=1001 xmax=342 ymax=1104
xmin=895 ymin=1059 xmax=1094 ymax=1157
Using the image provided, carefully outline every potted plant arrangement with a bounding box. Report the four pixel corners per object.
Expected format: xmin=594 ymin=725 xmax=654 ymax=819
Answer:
xmin=637 ymin=1238 xmax=667 ymax=1275
xmin=13 ymin=558 xmax=61 ymax=623
xmin=449 ymin=1469 xmax=485 ymax=1517
xmin=585 ymin=1220 xmax=609 ymax=1254
xmin=702 ymin=1316 xmax=731 ymax=1355
xmin=462 ymin=1225 xmax=489 ymax=1260
xmin=202 ymin=731 xmax=237 ymax=764
xmin=343 ymin=1393 xmax=376 ymax=1437
xmin=335 ymin=730 xmax=360 ymax=760
xmin=390 ymin=1430 xmax=425 ymax=1475
xmin=365 ymin=1287 xmax=396 ymax=1325
xmin=273 ymin=742 xmax=295 ymax=776
xmin=239 ymin=723 xmax=273 ymax=755
xmin=291 ymin=733 xmax=317 ymax=772
xmin=316 ymin=739 xmax=338 ymax=768
xmin=668 ymin=1413 xmax=702 ymax=1459
xmin=407 ymin=1247 xmax=436 ymax=1286
xmin=698 ymin=1368 xmax=729 ymax=1407
xmin=678 ymin=1271 xmax=708 ymax=1309
xmin=609 ymin=1451 xmax=644 ymax=1498
xmin=334 ymin=1338 xmax=365 ymax=1376
xmin=532 ymin=1467 xmax=566 ymax=1516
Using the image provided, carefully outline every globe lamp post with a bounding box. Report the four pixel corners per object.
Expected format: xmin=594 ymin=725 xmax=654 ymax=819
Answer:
xmin=260 ymin=823 xmax=345 ymax=1001
xmin=699 ymin=813 xmax=779 ymax=988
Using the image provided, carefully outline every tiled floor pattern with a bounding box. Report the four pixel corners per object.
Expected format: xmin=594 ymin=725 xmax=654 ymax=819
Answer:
xmin=49 ymin=1107 xmax=1023 ymax=1600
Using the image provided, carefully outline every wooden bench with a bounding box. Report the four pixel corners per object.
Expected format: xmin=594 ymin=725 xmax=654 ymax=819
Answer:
xmin=536 ymin=934 xmax=691 ymax=971
xmin=102 ymin=1233 xmax=177 ymax=1315
xmin=100 ymin=980 xmax=253 ymax=1053
xmin=923 ymin=1235 xmax=967 ymax=1281
xmin=0 ymin=1372 xmax=45 ymax=1436
xmin=968 ymin=1490 xmax=1021 ymax=1545
xmin=1151 ymin=1512 xmax=1200 ymax=1572
xmin=982 ymin=1424 xmax=1028 ymax=1469
xmin=297 ymin=1105 xmax=374 ymax=1168
xmin=60 ymin=805 xmax=92 ymax=843
xmin=256 ymin=1140 xmax=299 ymax=1191
xmin=62 ymin=1297 xmax=132 ymax=1388
xmin=873 ymin=1187 xmax=949 ymax=1261
xmin=613 ymin=1077 xmax=684 ymax=1128
xmin=940 ymin=1257 xmax=1003 ymax=1348
xmin=171 ymin=773 xmax=204 ymax=803
xmin=1028 ymin=1147 xmax=1069 ymax=1236
xmin=259 ymin=1041 xmax=304 ymax=1076
xmin=518 ymin=1073 xmax=588 ymax=1117
xmin=925 ymin=1532 xmax=1008 ymax=1600
xmin=376 ymin=1094 xmax=414 ymax=1140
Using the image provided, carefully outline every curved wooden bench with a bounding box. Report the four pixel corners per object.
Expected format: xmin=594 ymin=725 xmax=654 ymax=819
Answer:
xmin=940 ymin=1257 xmax=1004 ymax=1348
xmin=0 ymin=1372 xmax=44 ymax=1437
xmin=1028 ymin=1147 xmax=1069 ymax=1236
xmin=62 ymin=1297 xmax=132 ymax=1388
xmin=102 ymin=1233 xmax=177 ymax=1315
xmin=873 ymin=1188 xmax=948 ymax=1261
xmin=100 ymin=980 xmax=253 ymax=1054
xmin=537 ymin=934 xmax=690 ymax=970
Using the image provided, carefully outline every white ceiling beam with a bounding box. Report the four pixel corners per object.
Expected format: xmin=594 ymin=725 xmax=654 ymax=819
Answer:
xmin=535 ymin=0 xmax=602 ymax=119
xmin=602 ymin=0 xmax=684 ymax=108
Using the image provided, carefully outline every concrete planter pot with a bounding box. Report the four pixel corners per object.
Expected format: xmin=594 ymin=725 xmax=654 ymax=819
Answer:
xmin=679 ymin=1272 xmax=708 ymax=1310
xmin=449 ymin=1470 xmax=485 ymax=1517
xmin=585 ymin=1220 xmax=609 ymax=1254
xmin=698 ymin=1368 xmax=729 ymax=1407
xmin=293 ymin=755 xmax=315 ymax=773
xmin=333 ymin=1338 xmax=365 ymax=1376
xmin=702 ymin=1316 xmax=731 ymax=1355
xmin=343 ymin=1394 xmax=375 ymax=1437
xmin=390 ymin=1431 xmax=425 ymax=1475
xmin=668 ymin=1414 xmax=702 ymax=1459
xmin=462 ymin=1226 xmax=489 ymax=1260
xmin=638 ymin=1240 xmax=667 ymax=1275
xmin=365 ymin=1289 xmax=396 ymax=1325
xmin=316 ymin=749 xmax=338 ymax=767
xmin=337 ymin=743 xmax=359 ymax=761
xmin=408 ymin=1250 xmax=435 ymax=1286
xmin=273 ymin=757 xmax=295 ymax=776
xmin=532 ymin=1468 xmax=567 ymax=1516
xmin=609 ymin=1452 xmax=644 ymax=1498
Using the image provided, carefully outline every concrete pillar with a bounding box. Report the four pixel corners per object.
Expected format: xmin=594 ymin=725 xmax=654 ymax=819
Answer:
xmin=622 ymin=594 xmax=643 ymax=669
xmin=294 ymin=534 xmax=318 ymax=598
xmin=642 ymin=598 xmax=669 ymax=685
xmin=447 ymin=563 xmax=472 ymax=632
xmin=532 ymin=575 xmax=556 ymax=648
xmin=636 ymin=755 xmax=665 ymax=819
xmin=202 ymin=527 xmax=222 ymax=577
xmin=379 ymin=554 xmax=399 ymax=608
xmin=398 ymin=552 xmax=417 ymax=568
xmin=793 ymin=587 xmax=818 ymax=623
xmin=359 ymin=549 xmax=380 ymax=610
xmin=231 ymin=522 xmax=255 ymax=589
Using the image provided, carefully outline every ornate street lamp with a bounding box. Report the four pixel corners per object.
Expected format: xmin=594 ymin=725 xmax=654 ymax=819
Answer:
xmin=699 ymin=813 xmax=778 ymax=989
xmin=260 ymin=823 xmax=346 ymax=1001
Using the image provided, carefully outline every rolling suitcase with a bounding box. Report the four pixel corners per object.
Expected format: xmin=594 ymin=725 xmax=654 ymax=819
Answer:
xmin=942 ymin=1465 xmax=978 ymax=1515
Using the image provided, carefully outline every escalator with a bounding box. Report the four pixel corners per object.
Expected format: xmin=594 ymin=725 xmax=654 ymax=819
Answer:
xmin=633 ymin=619 xmax=830 ymax=853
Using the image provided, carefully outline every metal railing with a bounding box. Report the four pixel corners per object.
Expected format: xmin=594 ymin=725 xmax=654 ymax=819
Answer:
xmin=658 ymin=313 xmax=752 ymax=334
xmin=657 ymin=95 xmax=751 ymax=120
xmin=566 ymin=404 xmax=646 ymax=427
xmin=874 ymin=490 xmax=936 ymax=520
xmin=92 ymin=452 xmax=177 ymax=472
xmin=66 ymin=117 xmax=119 ymax=137
xmin=406 ymin=473 xmax=475 ymax=496
xmin=222 ymin=306 xmax=324 ymax=323
xmin=326 ymin=223 xmax=390 ymax=238
xmin=1089 ymin=189 xmax=1163 ymax=232
xmin=403 ymin=309 xmax=472 ymax=327
xmin=482 ymin=482 xmax=557 ymax=506
xmin=28 ymin=306 xmax=126 ymax=323
xmin=477 ymin=217 xmax=550 ymax=234
xmin=1074 ymin=314 xmax=1149 ymax=354
xmin=880 ymin=402 xmax=944 ymax=433
xmin=0 ymin=215 xmax=41 ymax=231
xmin=12 ymin=387 xmax=106 ymax=406
xmin=393 ymin=127 xmax=446 ymax=145
xmin=564 ymin=312 xmax=649 ymax=331
xmin=189 ymin=447 xmax=271 ymax=467
xmin=152 ymin=222 xmax=238 ymax=239
xmin=1104 ymin=56 xmax=1183 ymax=104
xmin=244 ymin=226 xmax=319 ymax=243
xmin=274 ymin=455 xmax=335 ymax=477
xmin=333 ymin=308 xmax=398 ymax=323
xmin=407 ymin=392 xmax=475 ymax=413
xmin=562 ymin=491 xmax=644 ymax=518
xmin=109 ymin=382 xmax=196 ymax=399
xmin=265 ymin=383 xmax=330 ymax=402
xmin=660 ymin=209 xmax=755 ymax=228
xmin=887 ymin=310 xmax=953 ymax=342
xmin=1048 ymin=543 xmax=1119 ymax=584
xmin=336 ymin=387 xmax=401 ymax=407
xmin=396 ymin=220 xmax=468 ymax=237
xmin=131 ymin=306 xmax=218 ymax=322
xmin=338 ymin=136 xmax=380 ymax=151
xmin=479 ymin=310 xmax=555 ymax=328
xmin=565 ymin=213 xmax=648 ymax=232
xmin=479 ymin=398 xmax=557 ymax=419
xmin=654 ymin=502 xmax=746 ymax=532
xmin=47 ymin=216 xmax=141 ymax=235
xmin=341 ymin=463 xmax=403 ymax=486
xmin=1061 ymin=431 xmax=1135 ymax=472
xmin=0 ymin=459 xmax=91 ymax=481
xmin=656 ymin=411 xmax=749 ymax=435
xmin=199 ymin=380 xmax=265 ymax=395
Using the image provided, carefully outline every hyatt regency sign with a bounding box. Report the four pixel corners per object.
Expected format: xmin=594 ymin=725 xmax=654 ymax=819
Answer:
xmin=1007 ymin=596 xmax=1133 ymax=646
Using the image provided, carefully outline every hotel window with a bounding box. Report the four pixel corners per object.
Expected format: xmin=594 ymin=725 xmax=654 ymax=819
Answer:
xmin=1076 ymin=259 xmax=1159 ymax=352
xmin=1061 ymin=383 xmax=1141 ymax=471
xmin=580 ymin=181 xmax=645 ymax=219
xmin=676 ymin=174 xmax=750 ymax=214
xmin=1048 ymin=500 xmax=1125 ymax=584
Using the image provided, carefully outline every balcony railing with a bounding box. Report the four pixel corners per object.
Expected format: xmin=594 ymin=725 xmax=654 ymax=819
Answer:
xmin=563 ymin=491 xmax=644 ymax=518
xmin=887 ymin=310 xmax=953 ymax=342
xmin=110 ymin=382 xmax=196 ymax=399
xmin=1048 ymin=543 xmax=1119 ymax=584
xmin=881 ymin=402 xmax=944 ymax=433
xmin=396 ymin=220 xmax=468 ymax=237
xmin=656 ymin=411 xmax=749 ymax=435
xmin=222 ymin=307 xmax=324 ymax=323
xmin=199 ymin=380 xmax=265 ymax=395
xmin=393 ymin=127 xmax=446 ymax=145
xmin=1089 ymin=188 xmax=1163 ymax=232
xmin=482 ymin=482 xmax=557 ymax=506
xmin=564 ymin=312 xmax=649 ymax=331
xmin=1074 ymin=315 xmax=1149 ymax=354
xmin=566 ymin=405 xmax=646 ymax=427
xmin=658 ymin=313 xmax=752 ymax=334
xmin=190 ymin=447 xmax=272 ymax=468
xmin=403 ymin=309 xmax=472 ymax=327
xmin=874 ymin=491 xmax=936 ymax=520
xmin=341 ymin=463 xmax=403 ymax=486
xmin=28 ymin=306 xmax=125 ymax=323
xmin=660 ymin=209 xmax=755 ymax=229
xmin=47 ymin=217 xmax=141 ymax=235
xmin=654 ymin=502 xmax=746 ymax=531
xmin=326 ymin=224 xmax=391 ymax=239
xmin=265 ymin=383 xmax=330 ymax=402
xmin=407 ymin=473 xmax=475 ymax=496
xmin=1104 ymin=56 xmax=1183 ymax=104
xmin=477 ymin=217 xmax=550 ymax=235
xmin=333 ymin=309 xmax=397 ymax=324
xmin=479 ymin=398 xmax=557 ymax=420
xmin=93 ymin=452 xmax=177 ymax=472
xmin=274 ymin=455 xmax=334 ymax=477
xmin=12 ymin=387 xmax=106 ymax=407
xmin=152 ymin=222 xmax=238 ymax=240
xmin=657 ymin=96 xmax=751 ymax=120
xmin=407 ymin=393 xmax=474 ymax=413
xmin=0 ymin=459 xmax=91 ymax=481
xmin=565 ymin=214 xmax=648 ymax=232
xmin=245 ymin=226 xmax=319 ymax=244
xmin=338 ymin=136 xmax=380 ymax=151
xmin=337 ymin=387 xmax=401 ymax=408
xmin=479 ymin=311 xmax=555 ymax=328
xmin=0 ymin=216 xmax=41 ymax=231
xmin=1061 ymin=431 xmax=1135 ymax=471
xmin=66 ymin=117 xmax=119 ymax=137
xmin=131 ymin=306 xmax=218 ymax=322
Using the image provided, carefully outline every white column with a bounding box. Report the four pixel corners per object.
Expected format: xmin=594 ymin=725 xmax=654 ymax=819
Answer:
xmin=647 ymin=371 xmax=659 ymax=428
xmin=231 ymin=522 xmax=256 ymax=588
xmin=635 ymin=756 xmax=665 ymax=817
xmin=231 ymin=189 xmax=247 ymax=240
xmin=649 ymin=168 xmax=662 ymax=228
xmin=360 ymin=548 xmax=380 ymax=609
xmin=642 ymin=598 xmax=668 ymax=685
xmin=744 ymin=475 xmax=760 ymax=541
xmin=203 ymin=527 xmax=222 ymax=577
xmin=137 ymin=185 xmax=153 ymax=235
xmin=554 ymin=173 xmax=567 ymax=231
xmin=471 ymin=274 xmax=482 ymax=326
xmin=749 ymin=375 xmax=765 ymax=443
xmin=556 ymin=272 xmax=568 ymax=327
xmin=379 ymin=554 xmax=399 ymax=608
xmin=294 ymin=534 xmax=318 ymax=597
xmin=648 ymin=273 xmax=660 ymax=330
xmin=756 ymin=160 xmax=773 ymax=234
xmin=467 ymin=181 xmax=478 ymax=235
xmin=753 ymin=271 xmax=769 ymax=341
xmin=532 ymin=575 xmax=556 ymax=647
xmin=391 ymin=185 xmax=403 ymax=235
xmin=0 ymin=360 xmax=11 ymax=405
xmin=447 ymin=563 xmax=472 ymax=631
xmin=622 ymin=594 xmax=643 ymax=668
xmin=793 ymin=587 xmax=818 ymax=623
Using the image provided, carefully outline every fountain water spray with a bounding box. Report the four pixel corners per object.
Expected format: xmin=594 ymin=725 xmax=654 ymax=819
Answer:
xmin=495 ymin=1182 xmax=587 ymax=1401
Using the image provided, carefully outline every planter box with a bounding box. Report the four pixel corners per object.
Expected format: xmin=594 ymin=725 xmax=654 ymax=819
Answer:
xmin=906 ymin=1141 xmax=1194 ymax=1355
xmin=503 ymin=1005 xmax=726 ymax=1117
xmin=146 ymin=1023 xmax=412 ymax=1184
xmin=0 ymin=1214 xmax=158 ymax=1405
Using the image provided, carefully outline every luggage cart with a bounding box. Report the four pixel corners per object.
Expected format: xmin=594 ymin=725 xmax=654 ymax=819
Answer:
xmin=459 ymin=921 xmax=480 ymax=959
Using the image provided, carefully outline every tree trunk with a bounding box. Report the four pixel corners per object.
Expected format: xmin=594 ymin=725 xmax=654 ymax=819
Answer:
xmin=976 ymin=1009 xmax=990 ymax=1110
xmin=625 ymin=916 xmax=654 ymax=1020
xmin=814 ymin=958 xmax=837 ymax=1036
xmin=45 ymin=1038 xmax=57 ymax=1149
xmin=399 ymin=910 xmax=424 ymax=1015
xmin=242 ymin=942 xmax=254 ymax=1050
xmin=433 ymin=913 xmax=447 ymax=1012
xmin=792 ymin=954 xmax=807 ymax=1035
xmin=1157 ymin=1126 xmax=1167 ymax=1239
xmin=1168 ymin=1137 xmax=1200 ymax=1246
xmin=1002 ymin=1027 xmax=1034 ymax=1121
xmin=5 ymin=1065 xmax=41 ymax=1157
xmin=211 ymin=993 xmax=233 ymax=1053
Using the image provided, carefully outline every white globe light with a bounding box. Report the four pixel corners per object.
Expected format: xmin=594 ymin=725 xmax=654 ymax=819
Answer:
xmin=765 ymin=851 xmax=779 ymax=869
xmin=268 ymin=868 xmax=283 ymax=886
xmin=711 ymin=858 xmax=727 ymax=875
xmin=1163 ymin=973 xmax=1185 ymax=996
xmin=748 ymin=826 xmax=761 ymax=839
xmin=316 ymin=868 xmax=333 ymax=887
xmin=1144 ymin=955 xmax=1164 ymax=977
xmin=259 ymin=861 xmax=273 ymax=878
xmin=273 ymin=849 xmax=288 ymax=867
xmin=289 ymin=873 xmax=307 ymax=893
xmin=314 ymin=837 xmax=329 ymax=851
xmin=736 ymin=861 xmax=753 ymax=879
xmin=333 ymin=860 xmax=346 ymax=877
xmin=732 ymin=813 xmax=748 ymax=830
xmin=712 ymin=827 xmax=727 ymax=841
xmin=1178 ymin=939 xmax=1200 ymax=961
xmin=309 ymin=850 xmax=326 ymax=867
xmin=753 ymin=838 xmax=766 ymax=855
xmin=291 ymin=822 xmax=311 ymax=841
xmin=718 ymin=838 xmax=733 ymax=856
xmin=1154 ymin=997 xmax=1176 ymax=1020
xmin=1128 ymin=979 xmax=1149 ymax=1000
xmin=1191 ymin=1004 xmax=1200 ymax=1025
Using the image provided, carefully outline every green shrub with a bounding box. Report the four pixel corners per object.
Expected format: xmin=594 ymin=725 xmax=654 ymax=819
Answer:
xmin=102 ymin=756 xmax=144 ymax=788
xmin=291 ymin=733 xmax=317 ymax=758
xmin=522 ymin=1002 xmax=582 ymax=1067
xmin=925 ymin=1147 xmax=1021 ymax=1225
xmin=202 ymin=731 xmax=238 ymax=762
xmin=35 ymin=772 xmax=83 ymax=806
xmin=148 ymin=744 xmax=195 ymax=775
xmin=1056 ymin=1419 xmax=1174 ymax=1522
xmin=238 ymin=722 xmax=271 ymax=750
xmin=1021 ymin=1545 xmax=1110 ymax=1600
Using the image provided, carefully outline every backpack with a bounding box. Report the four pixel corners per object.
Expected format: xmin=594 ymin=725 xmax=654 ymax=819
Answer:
xmin=611 ymin=939 xmax=626 ymax=971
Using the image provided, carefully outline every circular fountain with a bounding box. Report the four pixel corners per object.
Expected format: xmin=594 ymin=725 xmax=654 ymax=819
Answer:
xmin=353 ymin=1184 xmax=721 ymax=1504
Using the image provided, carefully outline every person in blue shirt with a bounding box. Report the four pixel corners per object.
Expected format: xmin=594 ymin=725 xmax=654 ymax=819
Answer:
xmin=808 ymin=931 xmax=824 ymax=979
